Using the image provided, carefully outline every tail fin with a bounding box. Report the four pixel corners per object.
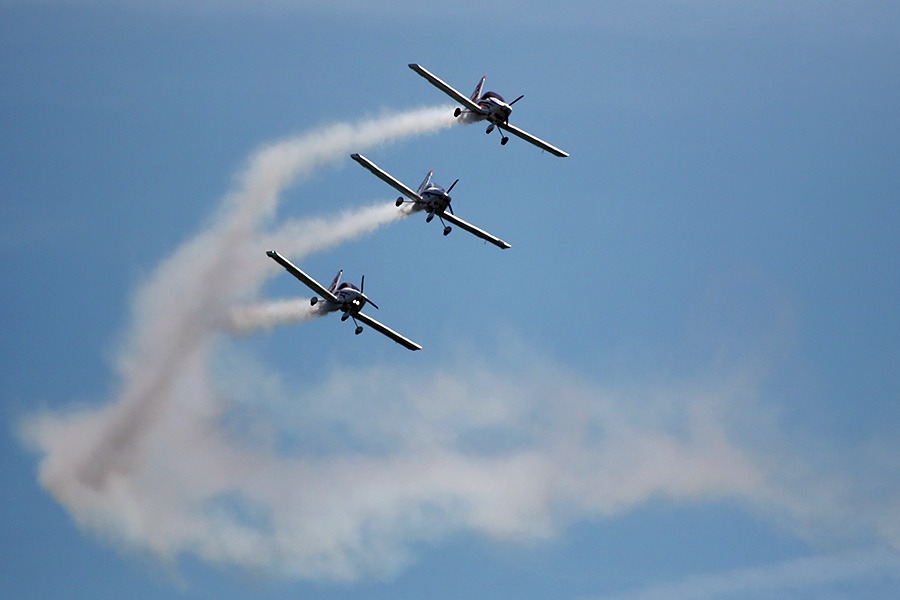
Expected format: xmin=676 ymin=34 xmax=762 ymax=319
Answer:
xmin=470 ymin=76 xmax=486 ymax=102
xmin=327 ymin=270 xmax=343 ymax=293
xmin=417 ymin=170 xmax=434 ymax=195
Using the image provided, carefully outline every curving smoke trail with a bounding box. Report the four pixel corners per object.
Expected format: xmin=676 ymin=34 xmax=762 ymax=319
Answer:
xmin=22 ymin=106 xmax=458 ymax=574
xmin=22 ymin=104 xmax=897 ymax=586
xmin=224 ymin=201 xmax=417 ymax=334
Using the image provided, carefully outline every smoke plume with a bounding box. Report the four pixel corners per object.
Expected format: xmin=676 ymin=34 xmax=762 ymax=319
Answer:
xmin=224 ymin=298 xmax=322 ymax=335
xmin=22 ymin=106 xmax=460 ymax=577
xmin=22 ymin=104 xmax=899 ymax=584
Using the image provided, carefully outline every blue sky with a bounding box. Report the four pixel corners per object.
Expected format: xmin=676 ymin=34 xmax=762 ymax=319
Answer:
xmin=3 ymin=2 xmax=900 ymax=599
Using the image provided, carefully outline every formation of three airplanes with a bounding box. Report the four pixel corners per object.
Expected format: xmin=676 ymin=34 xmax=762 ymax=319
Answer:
xmin=266 ymin=64 xmax=568 ymax=351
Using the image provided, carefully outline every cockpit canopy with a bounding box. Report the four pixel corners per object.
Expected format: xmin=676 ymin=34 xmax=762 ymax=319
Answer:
xmin=336 ymin=282 xmax=359 ymax=292
xmin=480 ymin=91 xmax=506 ymax=103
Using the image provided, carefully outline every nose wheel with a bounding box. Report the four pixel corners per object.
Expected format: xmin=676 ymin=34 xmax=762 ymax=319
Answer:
xmin=486 ymin=123 xmax=510 ymax=146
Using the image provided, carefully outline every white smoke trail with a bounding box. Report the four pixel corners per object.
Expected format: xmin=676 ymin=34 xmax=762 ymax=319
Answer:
xmin=22 ymin=104 xmax=900 ymax=586
xmin=21 ymin=106 xmax=456 ymax=573
xmin=218 ymin=201 xmax=416 ymax=334
xmin=224 ymin=298 xmax=322 ymax=335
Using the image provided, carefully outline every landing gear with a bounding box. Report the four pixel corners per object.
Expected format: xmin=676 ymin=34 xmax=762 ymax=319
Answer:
xmin=426 ymin=212 xmax=435 ymax=223
xmin=454 ymin=107 xmax=462 ymax=117
xmin=354 ymin=326 xmax=363 ymax=335
xmin=443 ymin=226 xmax=451 ymax=236
xmin=341 ymin=312 xmax=350 ymax=321
xmin=310 ymin=297 xmax=318 ymax=306
xmin=486 ymin=122 xmax=509 ymax=146
xmin=395 ymin=197 xmax=404 ymax=207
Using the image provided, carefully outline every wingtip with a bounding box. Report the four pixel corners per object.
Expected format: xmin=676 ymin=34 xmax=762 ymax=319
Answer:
xmin=266 ymin=250 xmax=277 ymax=258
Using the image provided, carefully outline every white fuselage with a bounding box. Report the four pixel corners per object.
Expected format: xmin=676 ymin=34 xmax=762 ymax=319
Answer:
xmin=458 ymin=92 xmax=513 ymax=126
xmin=415 ymin=186 xmax=451 ymax=215
xmin=318 ymin=282 xmax=366 ymax=315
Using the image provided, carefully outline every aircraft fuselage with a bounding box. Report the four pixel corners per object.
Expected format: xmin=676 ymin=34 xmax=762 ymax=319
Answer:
xmin=316 ymin=283 xmax=366 ymax=315
xmin=415 ymin=186 xmax=452 ymax=215
xmin=458 ymin=92 xmax=512 ymax=126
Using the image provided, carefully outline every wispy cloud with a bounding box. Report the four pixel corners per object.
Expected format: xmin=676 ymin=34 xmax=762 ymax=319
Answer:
xmin=589 ymin=548 xmax=900 ymax=600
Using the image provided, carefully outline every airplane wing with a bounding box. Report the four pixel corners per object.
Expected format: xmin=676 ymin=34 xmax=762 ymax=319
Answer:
xmin=355 ymin=311 xmax=422 ymax=351
xmin=441 ymin=212 xmax=512 ymax=250
xmin=266 ymin=250 xmax=338 ymax=302
xmin=351 ymin=153 xmax=423 ymax=202
xmin=499 ymin=122 xmax=569 ymax=158
xmin=408 ymin=64 xmax=484 ymax=114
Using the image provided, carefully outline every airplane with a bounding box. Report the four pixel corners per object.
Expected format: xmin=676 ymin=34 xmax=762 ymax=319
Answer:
xmin=350 ymin=153 xmax=511 ymax=250
xmin=266 ymin=250 xmax=422 ymax=351
xmin=408 ymin=63 xmax=569 ymax=158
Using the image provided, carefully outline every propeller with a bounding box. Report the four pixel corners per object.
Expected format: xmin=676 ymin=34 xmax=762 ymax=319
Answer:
xmin=359 ymin=275 xmax=379 ymax=310
xmin=510 ymin=94 xmax=524 ymax=105
xmin=444 ymin=178 xmax=459 ymax=214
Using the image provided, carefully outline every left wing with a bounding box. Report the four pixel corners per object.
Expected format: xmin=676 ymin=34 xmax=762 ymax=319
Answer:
xmin=441 ymin=212 xmax=512 ymax=250
xmin=499 ymin=122 xmax=569 ymax=158
xmin=266 ymin=250 xmax=338 ymax=302
xmin=408 ymin=64 xmax=484 ymax=114
xmin=355 ymin=311 xmax=422 ymax=351
xmin=351 ymin=153 xmax=423 ymax=202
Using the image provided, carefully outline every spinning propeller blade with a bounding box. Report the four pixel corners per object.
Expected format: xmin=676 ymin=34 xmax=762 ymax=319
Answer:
xmin=360 ymin=275 xmax=379 ymax=310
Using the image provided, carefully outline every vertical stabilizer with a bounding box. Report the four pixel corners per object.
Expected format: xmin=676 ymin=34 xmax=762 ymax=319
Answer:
xmin=470 ymin=76 xmax=486 ymax=102
xmin=417 ymin=170 xmax=434 ymax=195
xmin=327 ymin=270 xmax=343 ymax=293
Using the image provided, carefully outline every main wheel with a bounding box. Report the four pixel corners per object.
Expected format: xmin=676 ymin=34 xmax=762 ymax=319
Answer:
xmin=454 ymin=108 xmax=462 ymax=117
xmin=310 ymin=297 xmax=318 ymax=306
xmin=355 ymin=326 xmax=363 ymax=335
xmin=501 ymin=136 xmax=509 ymax=145
xmin=443 ymin=226 xmax=451 ymax=236
xmin=395 ymin=197 xmax=404 ymax=207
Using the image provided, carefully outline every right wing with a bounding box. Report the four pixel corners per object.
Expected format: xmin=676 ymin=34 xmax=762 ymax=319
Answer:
xmin=266 ymin=250 xmax=338 ymax=302
xmin=441 ymin=212 xmax=512 ymax=250
xmin=351 ymin=153 xmax=422 ymax=202
xmin=355 ymin=311 xmax=423 ymax=351
xmin=500 ymin=122 xmax=569 ymax=158
xmin=408 ymin=64 xmax=484 ymax=114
